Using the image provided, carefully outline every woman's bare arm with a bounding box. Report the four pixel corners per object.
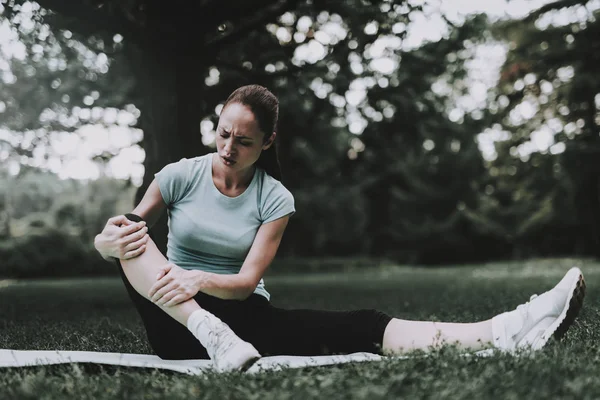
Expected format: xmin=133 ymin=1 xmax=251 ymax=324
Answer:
xmin=149 ymin=216 xmax=290 ymax=302
xmin=94 ymin=180 xmax=165 ymax=260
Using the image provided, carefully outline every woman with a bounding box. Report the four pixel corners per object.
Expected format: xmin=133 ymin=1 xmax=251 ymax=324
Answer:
xmin=94 ymin=84 xmax=586 ymax=372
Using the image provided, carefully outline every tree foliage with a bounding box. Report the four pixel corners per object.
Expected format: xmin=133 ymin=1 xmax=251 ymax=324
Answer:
xmin=468 ymin=0 xmax=600 ymax=258
xmin=3 ymin=0 xmax=599 ymax=271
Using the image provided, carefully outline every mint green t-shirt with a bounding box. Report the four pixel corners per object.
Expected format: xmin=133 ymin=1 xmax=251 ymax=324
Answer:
xmin=154 ymin=153 xmax=295 ymax=300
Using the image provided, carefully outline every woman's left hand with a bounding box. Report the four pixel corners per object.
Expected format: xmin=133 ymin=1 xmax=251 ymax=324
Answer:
xmin=149 ymin=263 xmax=199 ymax=307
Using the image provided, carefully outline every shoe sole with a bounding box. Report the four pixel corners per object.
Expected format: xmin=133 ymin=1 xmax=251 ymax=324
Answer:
xmin=536 ymin=269 xmax=586 ymax=349
xmin=214 ymin=341 xmax=262 ymax=373
xmin=553 ymin=272 xmax=586 ymax=340
xmin=240 ymin=355 xmax=261 ymax=372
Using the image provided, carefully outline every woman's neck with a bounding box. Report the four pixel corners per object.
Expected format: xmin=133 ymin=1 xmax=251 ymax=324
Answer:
xmin=211 ymin=153 xmax=255 ymax=191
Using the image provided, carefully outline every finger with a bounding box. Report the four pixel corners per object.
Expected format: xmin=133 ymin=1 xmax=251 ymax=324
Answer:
xmin=148 ymin=279 xmax=165 ymax=298
xmin=155 ymin=263 xmax=173 ymax=280
xmin=155 ymin=265 xmax=169 ymax=281
xmin=124 ymin=234 xmax=149 ymax=253
xmin=121 ymin=222 xmax=147 ymax=237
xmin=152 ymin=285 xmax=175 ymax=304
xmin=165 ymin=262 xmax=178 ymax=271
xmin=149 ymin=280 xmax=172 ymax=300
xmin=164 ymin=295 xmax=185 ymax=307
xmin=154 ymin=263 xmax=172 ymax=280
xmin=122 ymin=244 xmax=146 ymax=260
xmin=108 ymin=215 xmax=128 ymax=226
xmin=154 ymin=282 xmax=177 ymax=301
xmin=128 ymin=226 xmax=149 ymax=242
xmin=156 ymin=290 xmax=177 ymax=306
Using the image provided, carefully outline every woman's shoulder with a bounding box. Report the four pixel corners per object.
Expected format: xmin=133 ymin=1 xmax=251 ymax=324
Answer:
xmin=191 ymin=153 xmax=213 ymax=164
xmin=257 ymin=168 xmax=293 ymax=198
xmin=181 ymin=153 xmax=212 ymax=166
xmin=156 ymin=154 xmax=212 ymax=190
xmin=255 ymin=169 xmax=295 ymax=222
xmin=164 ymin=153 xmax=211 ymax=171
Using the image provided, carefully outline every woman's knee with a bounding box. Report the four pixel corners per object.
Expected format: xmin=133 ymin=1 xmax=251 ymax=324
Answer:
xmin=351 ymin=309 xmax=393 ymax=328
xmin=348 ymin=309 xmax=393 ymax=352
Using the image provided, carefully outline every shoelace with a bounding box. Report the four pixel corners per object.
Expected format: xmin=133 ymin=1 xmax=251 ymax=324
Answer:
xmin=201 ymin=316 xmax=239 ymax=363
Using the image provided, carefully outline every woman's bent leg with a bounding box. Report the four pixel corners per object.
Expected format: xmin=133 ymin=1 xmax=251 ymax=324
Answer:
xmin=115 ymin=213 xmax=261 ymax=369
xmin=118 ymin=228 xmax=200 ymax=326
xmin=116 ymin=258 xmax=207 ymax=359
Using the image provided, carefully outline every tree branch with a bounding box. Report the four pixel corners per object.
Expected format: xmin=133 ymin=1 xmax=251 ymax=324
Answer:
xmin=205 ymin=0 xmax=300 ymax=50
xmin=215 ymin=58 xmax=303 ymax=79
xmin=14 ymin=0 xmax=144 ymax=45
xmin=12 ymin=0 xmax=301 ymax=52
xmin=520 ymin=0 xmax=586 ymax=24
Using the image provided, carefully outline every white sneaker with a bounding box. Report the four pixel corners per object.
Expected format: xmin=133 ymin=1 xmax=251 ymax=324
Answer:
xmin=492 ymin=267 xmax=586 ymax=352
xmin=188 ymin=312 xmax=261 ymax=372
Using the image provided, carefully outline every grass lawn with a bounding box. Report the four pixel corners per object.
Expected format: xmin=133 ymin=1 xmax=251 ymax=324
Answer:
xmin=1 ymin=258 xmax=599 ymax=399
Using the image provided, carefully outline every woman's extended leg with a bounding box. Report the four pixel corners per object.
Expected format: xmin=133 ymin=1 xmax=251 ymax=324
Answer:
xmin=237 ymin=302 xmax=492 ymax=356
xmin=115 ymin=213 xmax=260 ymax=371
xmin=382 ymin=319 xmax=492 ymax=353
xmin=236 ymin=267 xmax=585 ymax=357
xmin=384 ymin=267 xmax=585 ymax=354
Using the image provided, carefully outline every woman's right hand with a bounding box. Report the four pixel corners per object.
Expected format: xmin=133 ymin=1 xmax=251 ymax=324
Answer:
xmin=94 ymin=215 xmax=149 ymax=260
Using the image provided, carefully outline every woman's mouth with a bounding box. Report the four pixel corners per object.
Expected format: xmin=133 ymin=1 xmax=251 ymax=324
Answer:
xmin=221 ymin=156 xmax=236 ymax=166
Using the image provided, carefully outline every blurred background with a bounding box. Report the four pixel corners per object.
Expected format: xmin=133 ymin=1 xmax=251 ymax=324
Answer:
xmin=0 ymin=0 xmax=599 ymax=279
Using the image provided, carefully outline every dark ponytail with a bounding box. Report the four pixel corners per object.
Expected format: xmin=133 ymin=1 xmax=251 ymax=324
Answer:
xmin=256 ymin=142 xmax=281 ymax=181
xmin=223 ymin=84 xmax=283 ymax=181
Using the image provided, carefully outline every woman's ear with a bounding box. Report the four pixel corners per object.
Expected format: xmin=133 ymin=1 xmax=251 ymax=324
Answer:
xmin=262 ymin=132 xmax=276 ymax=150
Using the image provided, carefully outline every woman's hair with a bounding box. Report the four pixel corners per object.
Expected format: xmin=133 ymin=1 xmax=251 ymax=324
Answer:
xmin=222 ymin=84 xmax=283 ymax=181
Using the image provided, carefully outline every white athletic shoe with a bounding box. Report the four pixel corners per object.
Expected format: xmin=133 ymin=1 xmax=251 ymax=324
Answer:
xmin=492 ymin=267 xmax=586 ymax=352
xmin=188 ymin=312 xmax=261 ymax=372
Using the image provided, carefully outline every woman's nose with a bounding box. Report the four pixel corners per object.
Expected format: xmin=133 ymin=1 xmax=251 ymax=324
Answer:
xmin=223 ymin=138 xmax=234 ymax=154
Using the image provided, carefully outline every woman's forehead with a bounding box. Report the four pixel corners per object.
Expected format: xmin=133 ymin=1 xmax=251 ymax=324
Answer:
xmin=219 ymin=103 xmax=260 ymax=132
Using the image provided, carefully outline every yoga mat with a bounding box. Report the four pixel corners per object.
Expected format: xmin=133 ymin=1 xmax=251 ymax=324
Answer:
xmin=0 ymin=350 xmax=385 ymax=375
xmin=0 ymin=348 xmax=495 ymax=375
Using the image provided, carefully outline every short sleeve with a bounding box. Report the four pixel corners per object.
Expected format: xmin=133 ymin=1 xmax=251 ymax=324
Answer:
xmin=154 ymin=158 xmax=193 ymax=206
xmin=261 ymin=183 xmax=296 ymax=224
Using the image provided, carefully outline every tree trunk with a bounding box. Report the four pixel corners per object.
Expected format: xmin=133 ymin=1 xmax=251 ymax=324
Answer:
xmin=132 ymin=36 xmax=213 ymax=255
xmin=0 ymin=181 xmax=11 ymax=239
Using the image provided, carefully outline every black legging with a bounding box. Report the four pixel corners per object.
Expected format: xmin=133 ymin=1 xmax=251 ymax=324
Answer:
xmin=117 ymin=214 xmax=392 ymax=360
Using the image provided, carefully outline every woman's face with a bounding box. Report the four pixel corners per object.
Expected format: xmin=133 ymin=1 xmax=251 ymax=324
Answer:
xmin=215 ymin=102 xmax=273 ymax=172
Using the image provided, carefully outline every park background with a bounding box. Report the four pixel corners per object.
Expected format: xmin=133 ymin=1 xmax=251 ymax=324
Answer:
xmin=1 ymin=0 xmax=599 ymax=278
xmin=2 ymin=0 xmax=600 ymax=278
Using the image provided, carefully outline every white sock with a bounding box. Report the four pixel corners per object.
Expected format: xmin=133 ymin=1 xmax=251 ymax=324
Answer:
xmin=491 ymin=313 xmax=507 ymax=349
xmin=492 ymin=310 xmax=524 ymax=350
xmin=187 ymin=309 xmax=222 ymax=347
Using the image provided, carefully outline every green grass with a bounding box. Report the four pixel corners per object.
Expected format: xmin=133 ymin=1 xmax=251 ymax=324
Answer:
xmin=1 ymin=258 xmax=600 ymax=399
